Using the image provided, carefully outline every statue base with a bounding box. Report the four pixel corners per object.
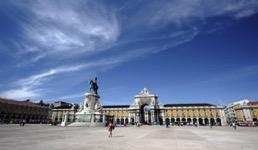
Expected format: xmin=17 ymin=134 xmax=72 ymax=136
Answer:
xmin=66 ymin=92 xmax=104 ymax=127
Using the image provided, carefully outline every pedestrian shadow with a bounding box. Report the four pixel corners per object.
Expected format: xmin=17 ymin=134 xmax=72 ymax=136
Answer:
xmin=112 ymin=135 xmax=124 ymax=138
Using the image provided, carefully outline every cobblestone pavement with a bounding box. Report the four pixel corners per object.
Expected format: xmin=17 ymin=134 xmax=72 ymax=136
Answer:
xmin=0 ymin=125 xmax=258 ymax=150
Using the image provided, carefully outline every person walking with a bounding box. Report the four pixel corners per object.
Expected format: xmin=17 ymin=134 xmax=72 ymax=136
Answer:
xmin=232 ymin=122 xmax=237 ymax=130
xmin=22 ymin=119 xmax=26 ymax=126
xmin=210 ymin=122 xmax=213 ymax=128
xmin=19 ymin=120 xmax=23 ymax=127
xmin=165 ymin=119 xmax=170 ymax=128
xmin=107 ymin=122 xmax=114 ymax=138
xmin=136 ymin=121 xmax=141 ymax=127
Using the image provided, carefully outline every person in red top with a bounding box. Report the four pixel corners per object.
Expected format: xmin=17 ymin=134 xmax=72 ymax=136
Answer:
xmin=107 ymin=122 xmax=114 ymax=138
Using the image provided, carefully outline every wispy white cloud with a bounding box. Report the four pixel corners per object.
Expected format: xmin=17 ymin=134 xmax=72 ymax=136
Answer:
xmin=143 ymin=0 xmax=258 ymax=26
xmin=45 ymin=93 xmax=83 ymax=103
xmin=8 ymin=0 xmax=258 ymax=62
xmin=1 ymin=0 xmax=258 ymax=100
xmin=0 ymin=53 xmax=130 ymax=99
xmin=235 ymin=9 xmax=256 ymax=18
xmin=0 ymin=64 xmax=85 ymax=99
xmin=0 ymin=87 xmax=41 ymax=100
xmin=115 ymin=0 xmax=258 ymax=56
xmin=15 ymin=0 xmax=120 ymax=59
xmin=16 ymin=64 xmax=85 ymax=88
xmin=0 ymin=45 xmax=160 ymax=99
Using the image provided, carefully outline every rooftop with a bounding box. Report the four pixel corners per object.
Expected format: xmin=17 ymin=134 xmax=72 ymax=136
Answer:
xmin=0 ymin=97 xmax=48 ymax=108
xmin=247 ymin=101 xmax=258 ymax=106
xmin=102 ymin=103 xmax=216 ymax=108
xmin=163 ymin=103 xmax=215 ymax=107
xmin=102 ymin=105 xmax=130 ymax=108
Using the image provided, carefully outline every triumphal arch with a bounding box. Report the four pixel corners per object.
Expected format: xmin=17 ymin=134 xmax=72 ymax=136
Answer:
xmin=129 ymin=88 xmax=160 ymax=124
xmin=102 ymin=88 xmax=227 ymax=126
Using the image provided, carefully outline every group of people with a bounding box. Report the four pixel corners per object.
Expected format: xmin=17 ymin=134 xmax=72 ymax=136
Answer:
xmin=19 ymin=119 xmax=26 ymax=126
xmin=106 ymin=120 xmax=239 ymax=138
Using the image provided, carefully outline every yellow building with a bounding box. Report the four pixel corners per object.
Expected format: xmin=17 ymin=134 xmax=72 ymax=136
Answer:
xmin=102 ymin=105 xmax=130 ymax=125
xmin=225 ymin=100 xmax=258 ymax=126
xmin=234 ymin=101 xmax=258 ymax=123
xmin=247 ymin=101 xmax=258 ymax=122
xmin=163 ymin=103 xmax=224 ymax=125
xmin=0 ymin=98 xmax=50 ymax=124
xmin=50 ymin=101 xmax=78 ymax=124
xmin=102 ymin=88 xmax=226 ymax=126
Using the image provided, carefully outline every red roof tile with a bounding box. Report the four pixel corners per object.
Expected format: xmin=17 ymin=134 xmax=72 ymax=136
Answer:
xmin=0 ymin=97 xmax=46 ymax=108
xmin=247 ymin=101 xmax=258 ymax=106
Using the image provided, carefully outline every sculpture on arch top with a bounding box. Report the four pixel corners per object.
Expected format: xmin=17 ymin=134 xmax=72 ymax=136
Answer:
xmin=132 ymin=88 xmax=159 ymax=106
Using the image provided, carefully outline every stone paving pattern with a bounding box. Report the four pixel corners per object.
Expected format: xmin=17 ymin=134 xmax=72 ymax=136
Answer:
xmin=0 ymin=125 xmax=258 ymax=150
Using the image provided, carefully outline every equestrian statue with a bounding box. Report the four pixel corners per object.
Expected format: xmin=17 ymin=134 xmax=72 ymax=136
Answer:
xmin=89 ymin=77 xmax=99 ymax=95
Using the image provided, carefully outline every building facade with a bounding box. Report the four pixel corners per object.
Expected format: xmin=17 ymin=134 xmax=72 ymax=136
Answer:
xmin=51 ymin=101 xmax=78 ymax=124
xmin=102 ymin=88 xmax=227 ymax=126
xmin=225 ymin=99 xmax=258 ymax=126
xmin=247 ymin=101 xmax=258 ymax=123
xmin=0 ymin=98 xmax=50 ymax=124
xmin=162 ymin=103 xmax=225 ymax=126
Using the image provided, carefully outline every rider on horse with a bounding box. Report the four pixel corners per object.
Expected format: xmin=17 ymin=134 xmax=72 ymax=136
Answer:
xmin=89 ymin=77 xmax=98 ymax=95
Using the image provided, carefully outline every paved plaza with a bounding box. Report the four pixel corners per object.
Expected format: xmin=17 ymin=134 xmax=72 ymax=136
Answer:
xmin=0 ymin=125 xmax=258 ymax=150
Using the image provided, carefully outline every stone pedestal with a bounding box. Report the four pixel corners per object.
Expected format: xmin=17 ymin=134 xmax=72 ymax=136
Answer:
xmin=61 ymin=112 xmax=68 ymax=127
xmin=67 ymin=93 xmax=104 ymax=127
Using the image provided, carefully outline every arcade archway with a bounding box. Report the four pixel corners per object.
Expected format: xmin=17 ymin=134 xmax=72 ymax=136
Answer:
xmin=210 ymin=118 xmax=215 ymax=126
xmin=193 ymin=118 xmax=197 ymax=125
xmin=171 ymin=118 xmax=175 ymax=125
xmin=139 ymin=104 xmax=151 ymax=124
xmin=216 ymin=118 xmax=221 ymax=126
xmin=198 ymin=118 xmax=203 ymax=125
xmin=187 ymin=118 xmax=192 ymax=125
xmin=204 ymin=118 xmax=209 ymax=125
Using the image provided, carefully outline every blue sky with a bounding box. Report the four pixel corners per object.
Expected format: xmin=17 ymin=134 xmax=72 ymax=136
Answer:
xmin=0 ymin=0 xmax=258 ymax=105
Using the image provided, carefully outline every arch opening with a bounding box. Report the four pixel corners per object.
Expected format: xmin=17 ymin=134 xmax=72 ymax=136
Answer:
xmin=204 ymin=118 xmax=209 ymax=125
xmin=198 ymin=118 xmax=203 ymax=125
xmin=216 ymin=118 xmax=221 ymax=126
xmin=139 ymin=104 xmax=151 ymax=124
xmin=187 ymin=118 xmax=192 ymax=125
xmin=171 ymin=118 xmax=175 ymax=125
xmin=210 ymin=118 xmax=215 ymax=126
